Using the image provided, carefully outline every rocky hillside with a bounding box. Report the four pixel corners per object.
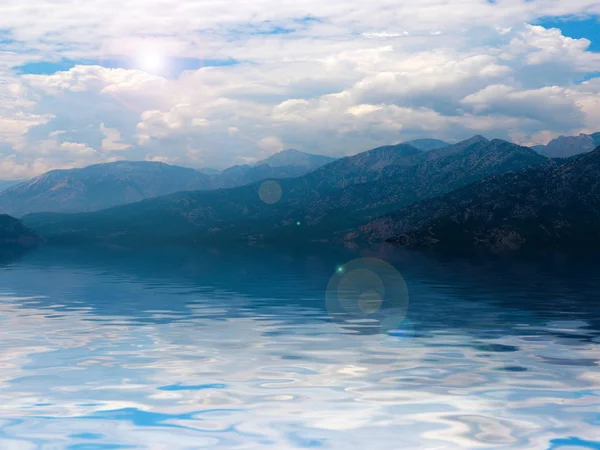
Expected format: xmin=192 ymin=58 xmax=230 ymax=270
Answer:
xmin=0 ymin=150 xmax=336 ymax=217
xmin=532 ymin=132 xmax=600 ymax=158
xmin=403 ymin=139 xmax=450 ymax=151
xmin=256 ymin=149 xmax=336 ymax=169
xmin=209 ymin=163 xmax=313 ymax=189
xmin=0 ymin=161 xmax=213 ymax=217
xmin=0 ymin=180 xmax=24 ymax=193
xmin=353 ymin=146 xmax=600 ymax=252
xmin=0 ymin=214 xmax=43 ymax=248
xmin=22 ymin=136 xmax=549 ymax=244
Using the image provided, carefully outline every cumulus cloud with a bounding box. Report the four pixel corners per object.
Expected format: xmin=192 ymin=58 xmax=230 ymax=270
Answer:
xmin=0 ymin=0 xmax=599 ymax=178
xmin=100 ymin=123 xmax=131 ymax=151
xmin=0 ymin=81 xmax=53 ymax=146
xmin=461 ymin=85 xmax=585 ymax=129
xmin=507 ymin=24 xmax=600 ymax=71
xmin=258 ymin=136 xmax=284 ymax=154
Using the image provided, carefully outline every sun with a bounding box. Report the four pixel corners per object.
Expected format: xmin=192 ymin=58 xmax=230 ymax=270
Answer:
xmin=137 ymin=50 xmax=163 ymax=73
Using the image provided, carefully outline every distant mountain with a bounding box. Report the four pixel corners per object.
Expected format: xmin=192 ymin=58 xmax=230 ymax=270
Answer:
xmin=210 ymin=163 xmax=315 ymax=189
xmin=23 ymin=136 xmax=549 ymax=244
xmin=255 ymin=149 xmax=336 ymax=169
xmin=0 ymin=150 xmax=336 ymax=217
xmin=353 ymin=146 xmax=600 ymax=252
xmin=0 ymin=214 xmax=43 ymax=248
xmin=197 ymin=167 xmax=221 ymax=175
xmin=0 ymin=180 xmax=24 ymax=192
xmin=208 ymin=149 xmax=336 ymax=189
xmin=298 ymin=142 xmax=425 ymax=189
xmin=403 ymin=139 xmax=450 ymax=151
xmin=0 ymin=161 xmax=214 ymax=217
xmin=532 ymin=132 xmax=600 ymax=158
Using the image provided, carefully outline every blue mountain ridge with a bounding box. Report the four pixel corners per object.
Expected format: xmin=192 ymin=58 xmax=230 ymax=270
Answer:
xmin=22 ymin=136 xmax=548 ymax=245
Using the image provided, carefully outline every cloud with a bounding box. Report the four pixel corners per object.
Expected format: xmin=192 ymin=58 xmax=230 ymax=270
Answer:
xmin=0 ymin=1 xmax=599 ymax=178
xmin=0 ymin=81 xmax=53 ymax=146
xmin=461 ymin=85 xmax=585 ymax=129
xmin=258 ymin=136 xmax=285 ymax=154
xmin=100 ymin=123 xmax=131 ymax=151
xmin=362 ymin=31 xmax=410 ymax=38
xmin=2 ymin=1 xmax=600 ymax=57
xmin=507 ymin=24 xmax=600 ymax=71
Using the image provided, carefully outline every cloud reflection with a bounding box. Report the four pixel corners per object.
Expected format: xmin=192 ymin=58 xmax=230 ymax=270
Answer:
xmin=0 ymin=247 xmax=600 ymax=448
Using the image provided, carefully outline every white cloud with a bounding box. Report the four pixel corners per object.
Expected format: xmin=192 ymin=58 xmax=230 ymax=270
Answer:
xmin=506 ymin=24 xmax=600 ymax=72
xmin=461 ymin=84 xmax=585 ymax=128
xmin=255 ymin=136 xmax=285 ymax=161
xmin=575 ymin=78 xmax=600 ymax=134
xmin=0 ymin=156 xmax=59 ymax=180
xmin=0 ymin=81 xmax=53 ymax=146
xmin=0 ymin=0 xmax=599 ymax=178
xmin=362 ymin=31 xmax=410 ymax=38
xmin=100 ymin=123 xmax=131 ymax=151
xmin=145 ymin=154 xmax=175 ymax=164
xmin=57 ymin=141 xmax=97 ymax=156
xmin=2 ymin=1 xmax=600 ymax=58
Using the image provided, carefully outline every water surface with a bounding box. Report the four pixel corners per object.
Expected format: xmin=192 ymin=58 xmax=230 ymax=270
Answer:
xmin=0 ymin=244 xmax=599 ymax=449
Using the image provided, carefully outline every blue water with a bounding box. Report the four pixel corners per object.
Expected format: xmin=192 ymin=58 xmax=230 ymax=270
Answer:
xmin=0 ymin=244 xmax=599 ymax=449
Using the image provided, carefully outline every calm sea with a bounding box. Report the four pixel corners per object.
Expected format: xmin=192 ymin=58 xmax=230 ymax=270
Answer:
xmin=0 ymin=244 xmax=599 ymax=449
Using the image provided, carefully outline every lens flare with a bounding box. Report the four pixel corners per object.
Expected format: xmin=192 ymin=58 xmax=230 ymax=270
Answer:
xmin=326 ymin=257 xmax=409 ymax=333
xmin=258 ymin=180 xmax=283 ymax=204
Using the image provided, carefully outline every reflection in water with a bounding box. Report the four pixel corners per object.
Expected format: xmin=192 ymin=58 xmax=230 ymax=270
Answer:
xmin=0 ymin=244 xmax=599 ymax=449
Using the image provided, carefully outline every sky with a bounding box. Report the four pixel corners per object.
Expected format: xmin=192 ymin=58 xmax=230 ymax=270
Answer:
xmin=0 ymin=0 xmax=600 ymax=179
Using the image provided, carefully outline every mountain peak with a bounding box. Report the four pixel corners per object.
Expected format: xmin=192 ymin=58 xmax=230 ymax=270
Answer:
xmin=278 ymin=148 xmax=303 ymax=155
xmin=490 ymin=138 xmax=515 ymax=146
xmin=402 ymin=138 xmax=450 ymax=151
xmin=464 ymin=135 xmax=490 ymax=145
xmin=24 ymin=136 xmax=551 ymax=245
xmin=533 ymin=132 xmax=600 ymax=159
xmin=256 ymin=148 xmax=336 ymax=169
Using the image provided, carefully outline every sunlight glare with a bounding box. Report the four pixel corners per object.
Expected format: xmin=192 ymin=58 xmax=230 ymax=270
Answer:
xmin=137 ymin=50 xmax=163 ymax=73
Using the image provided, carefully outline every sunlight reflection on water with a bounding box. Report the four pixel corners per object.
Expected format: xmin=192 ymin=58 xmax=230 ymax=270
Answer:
xmin=0 ymin=245 xmax=599 ymax=449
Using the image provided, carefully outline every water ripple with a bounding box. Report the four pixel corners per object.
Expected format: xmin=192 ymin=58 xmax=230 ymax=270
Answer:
xmin=0 ymin=246 xmax=599 ymax=449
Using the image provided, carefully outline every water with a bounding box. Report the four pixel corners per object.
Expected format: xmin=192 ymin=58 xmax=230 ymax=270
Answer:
xmin=0 ymin=244 xmax=599 ymax=449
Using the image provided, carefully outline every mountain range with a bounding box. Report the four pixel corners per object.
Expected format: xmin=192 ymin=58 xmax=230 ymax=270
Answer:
xmin=4 ymin=130 xmax=600 ymax=253
xmin=0 ymin=180 xmax=25 ymax=193
xmin=2 ymin=133 xmax=596 ymax=219
xmin=22 ymin=136 xmax=548 ymax=245
xmin=532 ymin=132 xmax=600 ymax=159
xmin=352 ymin=145 xmax=600 ymax=252
xmin=0 ymin=149 xmax=336 ymax=217
xmin=256 ymin=148 xmax=336 ymax=168
xmin=403 ymin=139 xmax=450 ymax=151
